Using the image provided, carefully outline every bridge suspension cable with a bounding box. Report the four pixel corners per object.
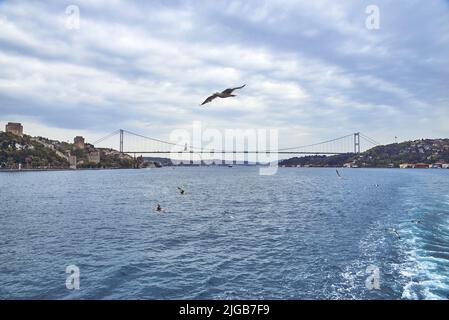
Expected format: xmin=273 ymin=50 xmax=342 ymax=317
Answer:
xmin=264 ymin=133 xmax=355 ymax=152
xmin=360 ymin=133 xmax=381 ymax=146
xmin=90 ymin=129 xmax=381 ymax=155
xmin=122 ymin=130 xmax=181 ymax=147
xmin=92 ymin=130 xmax=120 ymax=146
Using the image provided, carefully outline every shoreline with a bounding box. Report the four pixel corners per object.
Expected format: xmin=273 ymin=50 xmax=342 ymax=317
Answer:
xmin=1 ymin=166 xmax=447 ymax=173
xmin=0 ymin=167 xmax=143 ymax=173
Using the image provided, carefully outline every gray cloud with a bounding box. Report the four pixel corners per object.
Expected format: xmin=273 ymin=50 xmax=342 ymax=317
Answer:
xmin=0 ymin=0 xmax=448 ymax=148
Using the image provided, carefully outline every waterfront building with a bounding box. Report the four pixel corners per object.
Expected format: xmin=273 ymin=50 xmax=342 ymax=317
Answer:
xmin=74 ymin=136 xmax=85 ymax=149
xmin=87 ymin=151 xmax=101 ymax=164
xmin=343 ymin=162 xmax=357 ymax=168
xmin=69 ymin=155 xmax=77 ymax=169
xmin=5 ymin=122 xmax=23 ymax=136
xmin=413 ymin=163 xmax=429 ymax=169
xmin=431 ymin=162 xmax=445 ymax=169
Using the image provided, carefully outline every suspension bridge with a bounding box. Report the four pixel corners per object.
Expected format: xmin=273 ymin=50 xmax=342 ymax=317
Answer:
xmin=92 ymin=129 xmax=380 ymax=164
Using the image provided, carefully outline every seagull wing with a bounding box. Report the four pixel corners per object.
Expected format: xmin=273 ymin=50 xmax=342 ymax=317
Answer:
xmin=201 ymin=94 xmax=218 ymax=105
xmin=221 ymin=84 xmax=246 ymax=95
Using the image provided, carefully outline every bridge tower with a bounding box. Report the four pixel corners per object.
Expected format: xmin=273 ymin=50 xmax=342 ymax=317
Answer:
xmin=222 ymin=151 xmax=226 ymax=166
xmin=119 ymin=129 xmax=124 ymax=153
xmin=354 ymin=132 xmax=360 ymax=154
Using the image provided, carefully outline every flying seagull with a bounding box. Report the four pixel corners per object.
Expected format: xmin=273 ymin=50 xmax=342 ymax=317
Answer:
xmin=336 ymin=169 xmax=342 ymax=178
xmin=200 ymin=84 xmax=246 ymax=105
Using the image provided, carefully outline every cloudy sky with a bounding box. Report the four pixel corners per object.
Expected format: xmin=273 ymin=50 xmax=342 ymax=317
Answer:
xmin=0 ymin=0 xmax=448 ymax=150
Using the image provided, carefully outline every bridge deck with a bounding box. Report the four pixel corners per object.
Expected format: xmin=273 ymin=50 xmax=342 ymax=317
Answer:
xmin=123 ymin=151 xmax=348 ymax=155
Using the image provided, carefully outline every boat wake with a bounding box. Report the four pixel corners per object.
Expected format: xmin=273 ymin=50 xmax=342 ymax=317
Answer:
xmin=400 ymin=194 xmax=449 ymax=300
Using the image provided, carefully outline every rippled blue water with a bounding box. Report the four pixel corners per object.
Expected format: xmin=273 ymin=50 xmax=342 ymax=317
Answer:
xmin=0 ymin=167 xmax=448 ymax=300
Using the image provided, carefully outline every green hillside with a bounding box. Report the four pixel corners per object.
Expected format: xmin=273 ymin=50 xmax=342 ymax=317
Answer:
xmin=0 ymin=132 xmax=68 ymax=169
xmin=279 ymin=139 xmax=449 ymax=168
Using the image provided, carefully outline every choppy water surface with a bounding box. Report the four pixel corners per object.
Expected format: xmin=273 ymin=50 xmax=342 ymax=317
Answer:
xmin=0 ymin=167 xmax=448 ymax=299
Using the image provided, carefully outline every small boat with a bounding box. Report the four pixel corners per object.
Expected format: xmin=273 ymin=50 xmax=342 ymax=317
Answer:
xmin=228 ymin=165 xmax=233 ymax=168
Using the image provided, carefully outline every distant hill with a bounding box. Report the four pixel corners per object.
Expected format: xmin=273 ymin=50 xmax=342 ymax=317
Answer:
xmin=143 ymin=157 xmax=173 ymax=167
xmin=280 ymin=154 xmax=353 ymax=167
xmin=0 ymin=132 xmax=69 ymax=169
xmin=279 ymin=138 xmax=449 ymax=168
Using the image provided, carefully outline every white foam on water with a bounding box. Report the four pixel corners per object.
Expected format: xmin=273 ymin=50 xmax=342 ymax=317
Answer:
xmin=400 ymin=217 xmax=449 ymax=300
xmin=422 ymin=288 xmax=445 ymax=300
xmin=401 ymin=282 xmax=419 ymax=300
xmin=402 ymin=279 xmax=448 ymax=300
